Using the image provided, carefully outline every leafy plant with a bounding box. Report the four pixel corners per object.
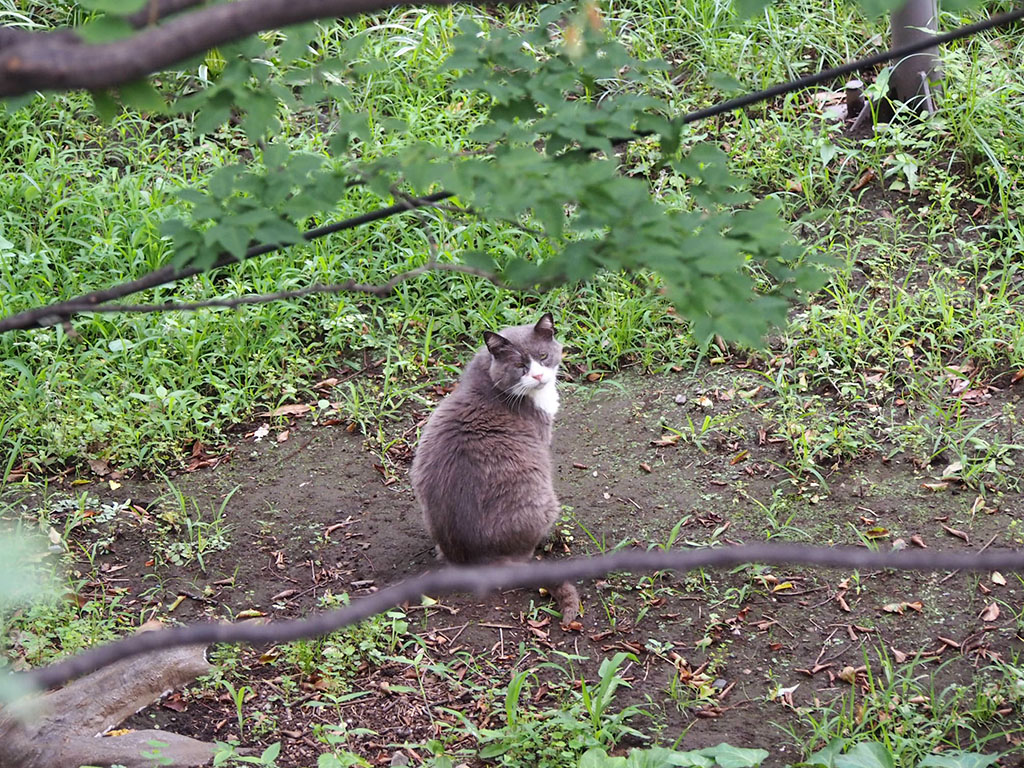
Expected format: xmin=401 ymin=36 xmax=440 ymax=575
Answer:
xmin=578 ymin=742 xmax=769 ymax=767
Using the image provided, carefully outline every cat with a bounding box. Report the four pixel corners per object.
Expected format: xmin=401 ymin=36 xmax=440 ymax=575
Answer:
xmin=410 ymin=313 xmax=580 ymax=624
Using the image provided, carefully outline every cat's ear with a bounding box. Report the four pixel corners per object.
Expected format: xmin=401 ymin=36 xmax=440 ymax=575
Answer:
xmin=534 ymin=313 xmax=555 ymax=339
xmin=484 ymin=331 xmax=516 ymax=359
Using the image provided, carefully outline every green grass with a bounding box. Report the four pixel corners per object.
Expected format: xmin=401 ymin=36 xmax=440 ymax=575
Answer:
xmin=0 ymin=1 xmax=1021 ymax=477
xmin=787 ymin=649 xmax=1024 ymax=764
xmin=1 ymin=4 xmax=1024 ymax=758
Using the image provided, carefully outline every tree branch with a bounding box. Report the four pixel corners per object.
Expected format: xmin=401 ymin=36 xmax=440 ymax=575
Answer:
xmin=0 ymin=191 xmax=453 ymax=333
xmin=52 ymin=261 xmax=508 ymax=316
xmin=15 ymin=543 xmax=1024 ymax=693
xmin=1 ymin=7 xmax=1022 ymax=329
xmin=0 ymin=0 xmax=485 ymax=97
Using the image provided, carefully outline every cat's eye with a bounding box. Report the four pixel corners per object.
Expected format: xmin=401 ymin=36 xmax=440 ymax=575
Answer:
xmin=539 ymin=353 xmax=548 ymax=360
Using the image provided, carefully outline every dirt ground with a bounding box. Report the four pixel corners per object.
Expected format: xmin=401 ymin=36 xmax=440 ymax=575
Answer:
xmin=8 ymin=369 xmax=1024 ymax=767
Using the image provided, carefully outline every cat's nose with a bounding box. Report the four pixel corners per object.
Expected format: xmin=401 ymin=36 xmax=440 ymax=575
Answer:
xmin=532 ymin=373 xmax=544 ymax=383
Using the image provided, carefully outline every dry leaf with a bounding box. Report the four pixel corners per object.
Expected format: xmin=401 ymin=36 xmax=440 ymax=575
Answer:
xmin=940 ymin=461 xmax=963 ymax=479
xmin=639 ymin=462 xmax=652 ymax=474
xmin=138 ymin=618 xmax=165 ymax=633
xmin=864 ymin=526 xmax=889 ymax=539
xmin=268 ymin=403 xmax=311 ymax=418
xmin=772 ymin=581 xmax=795 ymax=593
xmin=910 ymin=535 xmax=927 ymax=548
xmin=162 ymin=693 xmax=187 ymax=712
xmin=980 ymin=603 xmax=1000 ymax=622
xmin=651 ymin=434 xmax=681 ymax=447
xmin=276 ymin=429 xmax=290 ymax=443
xmin=992 ymin=571 xmax=1007 ymax=586
xmin=882 ymin=601 xmax=922 ymax=615
xmin=940 ymin=523 xmax=969 ymax=543
xmin=838 ymin=666 xmax=857 ymax=684
xmin=1011 ymin=370 xmax=1024 ymax=384
xmin=730 ymin=450 xmax=749 ymax=465
xmin=891 ymin=647 xmax=908 ymax=663
xmin=88 ymin=458 xmax=111 ymax=476
xmin=167 ymin=594 xmax=186 ymax=612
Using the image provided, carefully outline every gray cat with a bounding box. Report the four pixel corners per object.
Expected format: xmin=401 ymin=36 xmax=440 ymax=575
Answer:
xmin=411 ymin=313 xmax=580 ymax=623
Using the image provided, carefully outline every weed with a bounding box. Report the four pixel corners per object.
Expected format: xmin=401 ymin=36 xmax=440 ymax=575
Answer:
xmin=787 ymin=649 xmax=1024 ymax=763
xmin=464 ymin=652 xmax=646 ymax=766
xmin=152 ymin=481 xmax=236 ymax=571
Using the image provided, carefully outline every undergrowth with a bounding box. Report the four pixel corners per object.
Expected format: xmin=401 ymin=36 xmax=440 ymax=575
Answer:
xmin=0 ymin=0 xmax=1021 ymax=476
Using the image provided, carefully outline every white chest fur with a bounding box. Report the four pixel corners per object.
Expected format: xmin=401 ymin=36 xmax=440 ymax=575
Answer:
xmin=525 ymin=361 xmax=560 ymax=416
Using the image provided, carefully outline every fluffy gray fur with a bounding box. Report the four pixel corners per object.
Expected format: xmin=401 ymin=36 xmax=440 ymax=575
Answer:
xmin=411 ymin=313 xmax=580 ymax=623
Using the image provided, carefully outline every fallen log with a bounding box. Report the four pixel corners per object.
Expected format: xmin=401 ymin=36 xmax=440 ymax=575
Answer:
xmin=0 ymin=644 xmax=217 ymax=768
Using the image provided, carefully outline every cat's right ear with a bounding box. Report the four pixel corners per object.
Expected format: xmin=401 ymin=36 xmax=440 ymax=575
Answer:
xmin=484 ymin=331 xmax=516 ymax=359
xmin=534 ymin=313 xmax=555 ymax=339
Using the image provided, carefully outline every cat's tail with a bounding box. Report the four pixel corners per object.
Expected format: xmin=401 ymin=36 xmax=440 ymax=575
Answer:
xmin=550 ymin=581 xmax=580 ymax=625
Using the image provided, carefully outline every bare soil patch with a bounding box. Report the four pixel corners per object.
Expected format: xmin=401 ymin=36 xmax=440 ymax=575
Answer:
xmin=8 ymin=370 xmax=1024 ymax=767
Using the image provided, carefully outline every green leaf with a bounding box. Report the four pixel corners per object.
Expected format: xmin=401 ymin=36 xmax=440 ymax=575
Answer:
xmin=120 ymin=79 xmax=165 ymax=113
xmin=0 ymin=531 xmax=47 ymax=612
xmin=918 ymin=753 xmax=1000 ymax=768
xmin=194 ymin=91 xmax=234 ymax=135
xmin=89 ymin=89 xmax=119 ymax=122
xmin=479 ymin=742 xmax=512 ymax=759
xmin=205 ymin=222 xmax=249 ymax=260
xmin=803 ymin=738 xmax=848 ymax=767
xmin=708 ymin=72 xmax=746 ymax=96
xmin=834 ymin=742 xmax=895 ymax=768
xmin=260 ymin=742 xmax=282 ymax=763
xmin=460 ymin=250 xmax=497 ymax=274
xmin=78 ymin=0 xmax=146 ymax=12
xmin=240 ymin=91 xmax=280 ymax=142
xmin=208 ymin=165 xmax=244 ymax=200
xmin=502 ymin=258 xmax=542 ymax=288
xmin=695 ymin=743 xmax=769 ymax=767
xmin=77 ymin=16 xmax=134 ymax=43
xmin=731 ymin=0 xmax=774 ymax=17
xmin=663 ymin=751 xmax=714 ymax=767
xmin=254 ymin=218 xmax=302 ymax=246
xmin=579 ymin=747 xmax=627 ymax=768
xmin=279 ymin=22 xmax=317 ymax=63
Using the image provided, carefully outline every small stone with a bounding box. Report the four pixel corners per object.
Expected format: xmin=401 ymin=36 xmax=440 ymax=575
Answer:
xmin=674 ymin=394 xmax=687 ymax=405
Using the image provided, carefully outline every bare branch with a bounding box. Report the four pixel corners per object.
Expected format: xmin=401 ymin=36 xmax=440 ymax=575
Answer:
xmin=0 ymin=191 xmax=452 ymax=333
xmin=16 ymin=543 xmax=1024 ymax=693
xmin=55 ymin=261 xmax=508 ymax=316
xmin=1 ymin=8 xmax=1022 ymax=326
xmin=0 ymin=0 xmax=488 ymax=97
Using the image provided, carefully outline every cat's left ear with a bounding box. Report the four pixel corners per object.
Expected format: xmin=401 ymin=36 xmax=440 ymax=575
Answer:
xmin=534 ymin=313 xmax=555 ymax=339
